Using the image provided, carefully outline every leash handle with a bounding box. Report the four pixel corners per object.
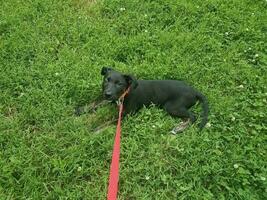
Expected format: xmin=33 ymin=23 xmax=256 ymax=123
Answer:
xmin=107 ymin=103 xmax=123 ymax=200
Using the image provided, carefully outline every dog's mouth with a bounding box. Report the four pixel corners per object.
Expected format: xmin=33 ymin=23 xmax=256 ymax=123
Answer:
xmin=103 ymin=88 xmax=127 ymax=102
xmin=106 ymin=96 xmax=117 ymax=101
xmin=103 ymin=93 xmax=119 ymax=102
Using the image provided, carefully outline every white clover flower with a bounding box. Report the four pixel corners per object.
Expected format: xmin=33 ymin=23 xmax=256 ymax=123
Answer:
xmin=145 ymin=176 xmax=150 ymax=180
xmin=19 ymin=93 xmax=25 ymax=98
xmin=77 ymin=166 xmax=82 ymax=172
xmin=206 ymin=122 xmax=211 ymax=128
xmin=234 ymin=164 xmax=239 ymax=169
xmin=119 ymin=7 xmax=126 ymax=11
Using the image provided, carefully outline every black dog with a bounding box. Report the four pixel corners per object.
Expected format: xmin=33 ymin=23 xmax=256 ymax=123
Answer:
xmin=77 ymin=67 xmax=209 ymax=133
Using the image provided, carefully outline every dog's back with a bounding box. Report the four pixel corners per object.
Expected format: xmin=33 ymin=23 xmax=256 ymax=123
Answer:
xmin=129 ymin=80 xmax=193 ymax=104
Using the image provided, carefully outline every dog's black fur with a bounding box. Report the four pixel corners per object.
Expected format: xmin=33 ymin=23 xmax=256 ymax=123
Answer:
xmin=101 ymin=67 xmax=209 ymax=131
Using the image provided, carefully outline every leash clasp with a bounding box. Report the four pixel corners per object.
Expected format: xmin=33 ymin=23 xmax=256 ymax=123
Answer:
xmin=116 ymin=98 xmax=123 ymax=106
xmin=116 ymin=87 xmax=130 ymax=106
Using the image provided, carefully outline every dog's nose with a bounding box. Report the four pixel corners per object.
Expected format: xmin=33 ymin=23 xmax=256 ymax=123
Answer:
xmin=105 ymin=92 xmax=112 ymax=99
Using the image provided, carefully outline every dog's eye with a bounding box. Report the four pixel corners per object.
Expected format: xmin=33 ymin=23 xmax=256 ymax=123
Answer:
xmin=105 ymin=77 xmax=111 ymax=82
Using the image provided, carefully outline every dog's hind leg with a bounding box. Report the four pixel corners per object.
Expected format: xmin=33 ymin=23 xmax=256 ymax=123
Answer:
xmin=164 ymin=101 xmax=196 ymax=134
xmin=169 ymin=109 xmax=196 ymax=134
xmin=170 ymin=119 xmax=190 ymax=134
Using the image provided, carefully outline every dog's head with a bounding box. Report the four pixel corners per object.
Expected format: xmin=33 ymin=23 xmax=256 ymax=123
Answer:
xmin=101 ymin=67 xmax=138 ymax=101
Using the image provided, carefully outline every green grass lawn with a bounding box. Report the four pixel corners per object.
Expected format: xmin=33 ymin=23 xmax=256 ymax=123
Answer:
xmin=1 ymin=0 xmax=266 ymax=199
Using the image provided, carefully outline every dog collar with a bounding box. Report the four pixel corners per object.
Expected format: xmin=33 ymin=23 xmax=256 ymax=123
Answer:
xmin=116 ymin=87 xmax=130 ymax=105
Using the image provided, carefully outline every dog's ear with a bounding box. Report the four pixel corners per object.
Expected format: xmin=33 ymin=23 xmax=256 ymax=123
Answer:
xmin=124 ymin=74 xmax=138 ymax=89
xmin=101 ymin=67 xmax=112 ymax=76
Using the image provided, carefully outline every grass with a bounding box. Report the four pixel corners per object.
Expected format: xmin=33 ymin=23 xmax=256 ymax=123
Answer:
xmin=0 ymin=0 xmax=266 ymax=199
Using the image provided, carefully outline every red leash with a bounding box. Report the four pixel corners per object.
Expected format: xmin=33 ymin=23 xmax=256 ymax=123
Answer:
xmin=107 ymin=103 xmax=123 ymax=200
xmin=107 ymin=88 xmax=130 ymax=200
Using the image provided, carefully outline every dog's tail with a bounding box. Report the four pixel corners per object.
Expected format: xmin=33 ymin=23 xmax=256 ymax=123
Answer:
xmin=196 ymin=92 xmax=209 ymax=130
